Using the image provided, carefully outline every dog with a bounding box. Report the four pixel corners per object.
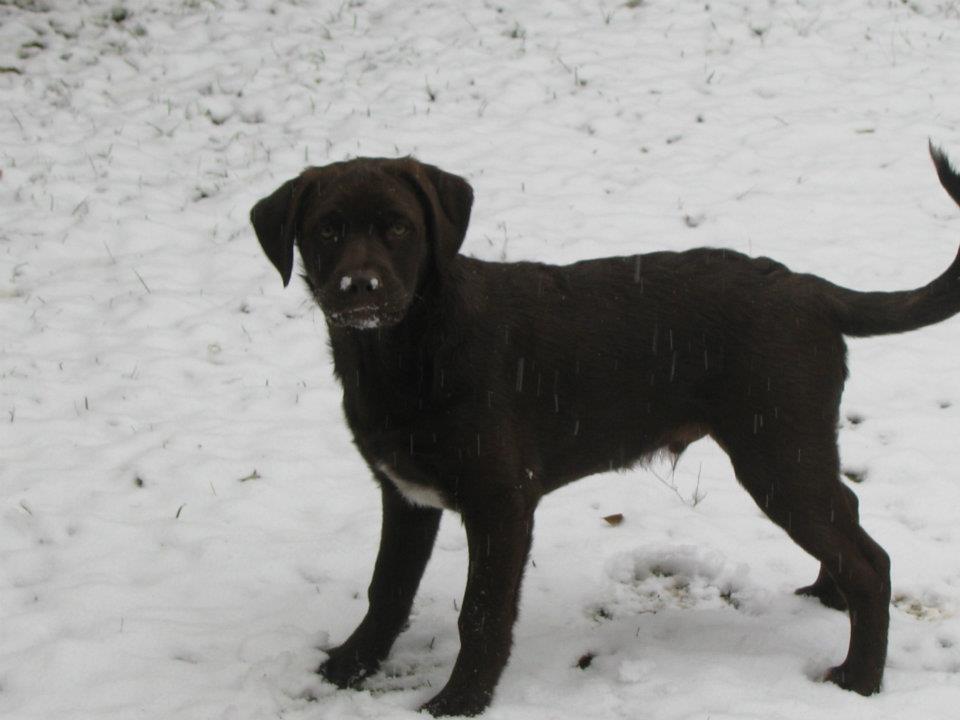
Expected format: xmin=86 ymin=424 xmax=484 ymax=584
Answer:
xmin=250 ymin=145 xmax=960 ymax=716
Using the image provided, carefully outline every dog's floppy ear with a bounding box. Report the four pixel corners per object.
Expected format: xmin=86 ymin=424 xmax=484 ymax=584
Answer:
xmin=249 ymin=172 xmax=317 ymax=287
xmin=396 ymin=159 xmax=474 ymax=267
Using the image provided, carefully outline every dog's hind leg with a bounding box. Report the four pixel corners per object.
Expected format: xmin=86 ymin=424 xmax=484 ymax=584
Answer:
xmin=319 ymin=477 xmax=442 ymax=688
xmin=794 ymin=482 xmax=860 ymax=611
xmin=717 ymin=430 xmax=890 ymax=695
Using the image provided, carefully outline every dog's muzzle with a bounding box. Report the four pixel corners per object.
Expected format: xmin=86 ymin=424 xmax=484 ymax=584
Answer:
xmin=323 ymin=270 xmax=405 ymax=329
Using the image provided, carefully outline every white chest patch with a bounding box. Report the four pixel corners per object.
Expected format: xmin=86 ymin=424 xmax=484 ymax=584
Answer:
xmin=376 ymin=462 xmax=448 ymax=510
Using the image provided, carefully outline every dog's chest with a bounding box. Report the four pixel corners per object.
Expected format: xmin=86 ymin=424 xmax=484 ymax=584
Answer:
xmin=376 ymin=461 xmax=449 ymax=509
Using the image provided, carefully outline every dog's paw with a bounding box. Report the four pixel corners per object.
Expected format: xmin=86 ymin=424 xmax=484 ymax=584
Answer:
xmin=420 ymin=688 xmax=492 ymax=717
xmin=318 ymin=648 xmax=379 ymax=689
xmin=823 ymin=663 xmax=882 ymax=696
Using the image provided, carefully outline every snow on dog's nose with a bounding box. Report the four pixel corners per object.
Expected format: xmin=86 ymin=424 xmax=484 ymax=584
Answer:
xmin=339 ymin=272 xmax=381 ymax=294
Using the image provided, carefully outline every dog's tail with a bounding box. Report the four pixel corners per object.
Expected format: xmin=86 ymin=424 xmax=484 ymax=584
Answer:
xmin=817 ymin=143 xmax=960 ymax=338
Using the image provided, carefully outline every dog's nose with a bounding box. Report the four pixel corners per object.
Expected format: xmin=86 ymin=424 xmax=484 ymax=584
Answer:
xmin=339 ymin=271 xmax=382 ymax=294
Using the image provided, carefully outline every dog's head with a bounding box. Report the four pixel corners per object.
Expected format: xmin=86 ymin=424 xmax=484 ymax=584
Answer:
xmin=250 ymin=157 xmax=473 ymax=330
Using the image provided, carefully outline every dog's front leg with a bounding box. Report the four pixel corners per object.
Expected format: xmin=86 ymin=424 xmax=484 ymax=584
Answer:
xmin=319 ymin=478 xmax=442 ymax=688
xmin=421 ymin=491 xmax=536 ymax=717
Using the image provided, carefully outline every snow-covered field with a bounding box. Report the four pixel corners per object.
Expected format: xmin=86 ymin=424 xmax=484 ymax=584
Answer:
xmin=3 ymin=1 xmax=960 ymax=718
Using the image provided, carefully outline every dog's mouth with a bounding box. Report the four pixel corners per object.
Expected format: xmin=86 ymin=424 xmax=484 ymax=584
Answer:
xmin=303 ymin=277 xmax=408 ymax=330
xmin=326 ymin=305 xmax=406 ymax=330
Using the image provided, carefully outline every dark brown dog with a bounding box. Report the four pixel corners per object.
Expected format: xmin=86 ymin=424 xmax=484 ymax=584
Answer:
xmin=250 ymin=146 xmax=960 ymax=716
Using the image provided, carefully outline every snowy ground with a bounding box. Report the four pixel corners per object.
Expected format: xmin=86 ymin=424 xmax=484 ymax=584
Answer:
xmin=3 ymin=1 xmax=960 ymax=718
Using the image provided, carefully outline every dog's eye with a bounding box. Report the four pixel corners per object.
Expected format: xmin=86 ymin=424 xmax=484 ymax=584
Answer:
xmin=387 ymin=221 xmax=410 ymax=240
xmin=318 ymin=224 xmax=338 ymax=241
